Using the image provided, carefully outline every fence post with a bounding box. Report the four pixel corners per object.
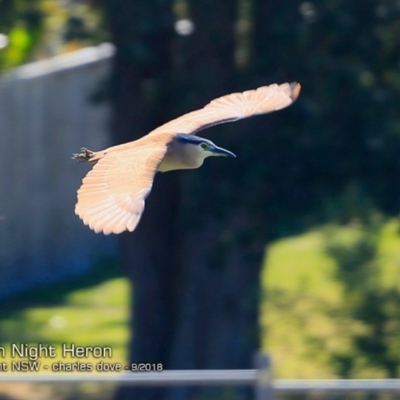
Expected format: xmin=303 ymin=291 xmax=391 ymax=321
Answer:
xmin=254 ymin=352 xmax=274 ymax=400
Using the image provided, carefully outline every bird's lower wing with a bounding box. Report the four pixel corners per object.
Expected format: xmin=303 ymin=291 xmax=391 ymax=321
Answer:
xmin=147 ymin=82 xmax=300 ymax=136
xmin=75 ymin=143 xmax=168 ymax=235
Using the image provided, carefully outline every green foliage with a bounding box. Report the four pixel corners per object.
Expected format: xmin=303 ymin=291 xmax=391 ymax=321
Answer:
xmin=0 ymin=2 xmax=43 ymax=69
xmin=325 ymin=214 xmax=400 ymax=378
xmin=165 ymin=0 xmax=400 ymax=254
xmin=3 ymin=23 xmax=37 ymax=67
xmin=0 ymin=0 xmax=107 ymax=70
xmin=263 ymin=219 xmax=400 ymax=379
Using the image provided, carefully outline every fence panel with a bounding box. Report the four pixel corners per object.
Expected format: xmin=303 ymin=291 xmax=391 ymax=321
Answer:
xmin=0 ymin=45 xmax=117 ymax=296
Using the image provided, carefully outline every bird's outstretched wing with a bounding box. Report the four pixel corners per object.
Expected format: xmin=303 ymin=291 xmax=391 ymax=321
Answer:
xmin=148 ymin=82 xmax=300 ymax=136
xmin=74 ymin=82 xmax=300 ymax=234
xmin=75 ymin=140 xmax=169 ymax=235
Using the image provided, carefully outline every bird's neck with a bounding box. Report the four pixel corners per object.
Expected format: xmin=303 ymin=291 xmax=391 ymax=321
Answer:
xmin=158 ymin=141 xmax=207 ymax=172
xmin=158 ymin=153 xmax=205 ymax=172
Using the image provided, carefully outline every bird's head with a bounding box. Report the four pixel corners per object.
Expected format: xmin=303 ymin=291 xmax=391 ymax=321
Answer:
xmin=176 ymin=134 xmax=236 ymax=164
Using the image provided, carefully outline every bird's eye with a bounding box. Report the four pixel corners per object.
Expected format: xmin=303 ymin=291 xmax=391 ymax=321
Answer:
xmin=200 ymin=143 xmax=208 ymax=150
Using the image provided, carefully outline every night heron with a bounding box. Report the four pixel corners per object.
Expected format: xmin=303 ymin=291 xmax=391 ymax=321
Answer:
xmin=73 ymin=82 xmax=301 ymax=234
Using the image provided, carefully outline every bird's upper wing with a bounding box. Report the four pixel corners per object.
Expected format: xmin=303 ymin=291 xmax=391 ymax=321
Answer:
xmin=75 ymin=138 xmax=170 ymax=235
xmin=148 ymin=82 xmax=300 ymax=136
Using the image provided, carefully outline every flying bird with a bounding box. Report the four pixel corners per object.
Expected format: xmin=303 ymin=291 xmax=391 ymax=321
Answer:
xmin=73 ymin=82 xmax=301 ymax=235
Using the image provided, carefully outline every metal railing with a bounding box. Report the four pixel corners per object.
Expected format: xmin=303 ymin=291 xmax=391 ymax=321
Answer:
xmin=1 ymin=354 xmax=400 ymax=399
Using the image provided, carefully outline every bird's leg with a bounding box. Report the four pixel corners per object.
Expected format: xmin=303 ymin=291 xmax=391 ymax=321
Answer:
xmin=72 ymin=147 xmax=95 ymax=163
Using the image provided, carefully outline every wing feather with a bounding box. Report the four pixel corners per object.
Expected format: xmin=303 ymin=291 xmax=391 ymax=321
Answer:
xmin=75 ymin=142 xmax=169 ymax=235
xmin=148 ymin=82 xmax=300 ymax=136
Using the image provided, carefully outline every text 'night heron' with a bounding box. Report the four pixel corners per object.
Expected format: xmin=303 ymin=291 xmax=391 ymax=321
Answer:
xmin=73 ymin=82 xmax=301 ymax=235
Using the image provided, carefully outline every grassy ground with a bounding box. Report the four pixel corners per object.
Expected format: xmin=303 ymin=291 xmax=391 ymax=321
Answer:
xmin=0 ymin=277 xmax=129 ymax=370
xmin=261 ymin=219 xmax=400 ymax=379
xmin=0 ymin=267 xmax=130 ymax=399
xmin=1 ymin=219 xmax=400 ymax=397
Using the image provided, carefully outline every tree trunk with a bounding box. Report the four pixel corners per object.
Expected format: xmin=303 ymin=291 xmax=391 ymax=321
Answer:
xmin=164 ymin=1 xmax=264 ymax=399
xmin=101 ymin=2 xmax=183 ymax=400
xmin=103 ymin=1 xmax=265 ymax=399
xmin=165 ymin=220 xmax=264 ymax=400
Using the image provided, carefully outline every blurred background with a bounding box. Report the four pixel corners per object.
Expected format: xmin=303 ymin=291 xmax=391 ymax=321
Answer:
xmin=1 ymin=0 xmax=400 ymax=399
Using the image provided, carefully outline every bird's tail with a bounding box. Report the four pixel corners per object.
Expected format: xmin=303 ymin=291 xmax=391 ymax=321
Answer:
xmin=72 ymin=148 xmax=105 ymax=164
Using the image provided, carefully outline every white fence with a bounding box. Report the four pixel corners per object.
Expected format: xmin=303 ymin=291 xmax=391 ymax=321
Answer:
xmin=0 ymin=45 xmax=117 ymax=296
xmin=0 ymin=354 xmax=400 ymax=399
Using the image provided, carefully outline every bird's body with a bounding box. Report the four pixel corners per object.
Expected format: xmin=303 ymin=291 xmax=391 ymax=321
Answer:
xmin=73 ymin=82 xmax=301 ymax=234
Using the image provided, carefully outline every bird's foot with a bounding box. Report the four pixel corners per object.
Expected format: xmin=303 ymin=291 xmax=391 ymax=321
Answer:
xmin=72 ymin=147 xmax=95 ymax=163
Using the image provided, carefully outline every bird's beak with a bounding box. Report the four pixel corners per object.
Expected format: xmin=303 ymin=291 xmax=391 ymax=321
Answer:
xmin=212 ymin=146 xmax=236 ymax=157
